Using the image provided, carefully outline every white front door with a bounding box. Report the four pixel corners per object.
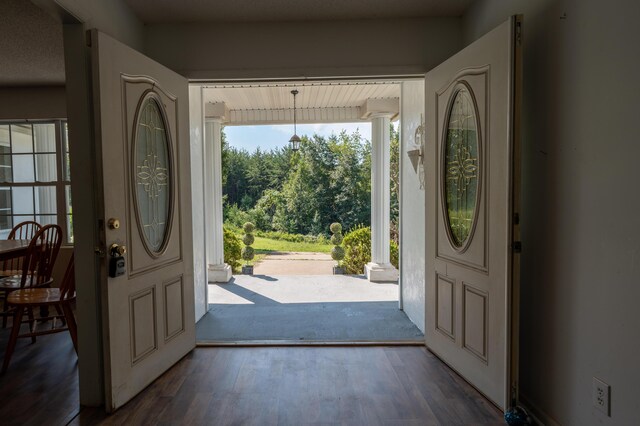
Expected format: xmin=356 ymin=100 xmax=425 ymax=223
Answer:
xmin=424 ymin=16 xmax=521 ymax=409
xmin=90 ymin=30 xmax=195 ymax=411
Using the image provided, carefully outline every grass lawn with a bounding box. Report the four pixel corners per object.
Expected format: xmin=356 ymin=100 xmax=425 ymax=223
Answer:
xmin=251 ymin=236 xmax=332 ymax=254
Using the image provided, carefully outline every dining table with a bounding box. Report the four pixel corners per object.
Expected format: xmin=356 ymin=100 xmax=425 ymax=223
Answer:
xmin=0 ymin=240 xmax=30 ymax=262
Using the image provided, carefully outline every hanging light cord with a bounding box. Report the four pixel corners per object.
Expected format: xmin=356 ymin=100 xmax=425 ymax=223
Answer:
xmin=292 ymin=89 xmax=298 ymax=135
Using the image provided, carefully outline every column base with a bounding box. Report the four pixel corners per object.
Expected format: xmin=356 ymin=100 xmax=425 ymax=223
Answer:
xmin=208 ymin=263 xmax=232 ymax=283
xmin=364 ymin=262 xmax=398 ymax=283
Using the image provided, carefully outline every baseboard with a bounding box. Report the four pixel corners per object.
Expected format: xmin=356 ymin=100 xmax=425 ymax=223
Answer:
xmin=520 ymin=393 xmax=561 ymax=426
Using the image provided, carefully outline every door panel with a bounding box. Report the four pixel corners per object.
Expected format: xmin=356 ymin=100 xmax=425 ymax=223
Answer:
xmin=425 ymin=17 xmax=521 ymax=409
xmin=91 ymin=30 xmax=195 ymax=411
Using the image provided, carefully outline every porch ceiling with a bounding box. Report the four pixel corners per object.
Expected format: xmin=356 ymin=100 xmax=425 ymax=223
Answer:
xmin=202 ymin=81 xmax=401 ymax=125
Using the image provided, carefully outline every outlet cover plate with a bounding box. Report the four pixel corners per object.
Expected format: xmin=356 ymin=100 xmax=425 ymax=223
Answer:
xmin=592 ymin=377 xmax=610 ymax=416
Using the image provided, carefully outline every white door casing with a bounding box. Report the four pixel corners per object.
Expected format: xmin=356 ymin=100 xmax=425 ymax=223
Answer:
xmin=91 ymin=30 xmax=195 ymax=411
xmin=424 ymin=17 xmax=521 ymax=409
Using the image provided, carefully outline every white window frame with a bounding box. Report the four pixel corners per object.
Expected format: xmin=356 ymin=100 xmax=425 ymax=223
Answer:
xmin=0 ymin=120 xmax=72 ymax=243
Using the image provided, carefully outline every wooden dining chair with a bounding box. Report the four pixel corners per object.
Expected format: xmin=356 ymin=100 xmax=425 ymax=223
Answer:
xmin=2 ymin=254 xmax=76 ymax=374
xmin=0 ymin=224 xmax=62 ymax=328
xmin=0 ymin=221 xmax=41 ymax=277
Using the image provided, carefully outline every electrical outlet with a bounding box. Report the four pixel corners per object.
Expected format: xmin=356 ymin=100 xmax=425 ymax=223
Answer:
xmin=592 ymin=377 xmax=610 ymax=416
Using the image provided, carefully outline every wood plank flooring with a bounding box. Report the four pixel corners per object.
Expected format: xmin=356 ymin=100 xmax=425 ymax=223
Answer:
xmin=0 ymin=324 xmax=79 ymax=426
xmin=1 ymin=329 xmax=504 ymax=425
xmin=74 ymin=346 xmax=503 ymax=425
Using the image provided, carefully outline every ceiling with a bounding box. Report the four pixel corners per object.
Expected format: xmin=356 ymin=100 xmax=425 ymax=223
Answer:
xmin=0 ymin=0 xmax=65 ymax=86
xmin=124 ymin=0 xmax=474 ymax=23
xmin=202 ymin=81 xmax=400 ymax=125
xmin=4 ymin=0 xmax=473 ymax=86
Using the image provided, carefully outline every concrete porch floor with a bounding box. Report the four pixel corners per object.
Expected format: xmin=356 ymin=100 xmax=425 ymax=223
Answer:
xmin=196 ymin=274 xmax=424 ymax=343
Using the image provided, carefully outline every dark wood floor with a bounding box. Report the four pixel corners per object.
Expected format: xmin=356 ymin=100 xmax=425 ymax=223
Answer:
xmin=0 ymin=323 xmax=79 ymax=426
xmin=1 ymin=328 xmax=504 ymax=425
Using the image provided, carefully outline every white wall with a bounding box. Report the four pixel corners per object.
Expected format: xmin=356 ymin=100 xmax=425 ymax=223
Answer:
xmin=400 ymin=80 xmax=425 ymax=332
xmin=51 ymin=0 xmax=144 ymax=50
xmin=189 ymin=85 xmax=208 ymax=322
xmin=463 ymin=1 xmax=640 ymax=425
xmin=0 ymin=87 xmax=66 ymax=119
xmin=144 ymin=18 xmax=462 ymax=80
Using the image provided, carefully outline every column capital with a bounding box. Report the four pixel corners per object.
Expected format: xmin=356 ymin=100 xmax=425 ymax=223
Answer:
xmin=360 ymin=98 xmax=399 ymax=121
xmin=205 ymin=102 xmax=229 ymax=123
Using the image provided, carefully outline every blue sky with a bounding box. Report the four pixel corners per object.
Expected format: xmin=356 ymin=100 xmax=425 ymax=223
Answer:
xmin=224 ymin=122 xmax=372 ymax=152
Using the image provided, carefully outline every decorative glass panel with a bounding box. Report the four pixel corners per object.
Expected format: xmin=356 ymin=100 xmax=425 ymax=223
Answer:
xmin=444 ymin=85 xmax=480 ymax=249
xmin=133 ymin=94 xmax=172 ymax=255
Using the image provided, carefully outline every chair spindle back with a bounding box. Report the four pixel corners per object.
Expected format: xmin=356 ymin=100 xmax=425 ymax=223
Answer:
xmin=59 ymin=254 xmax=75 ymax=301
xmin=3 ymin=221 xmax=41 ymax=274
xmin=21 ymin=224 xmax=62 ymax=288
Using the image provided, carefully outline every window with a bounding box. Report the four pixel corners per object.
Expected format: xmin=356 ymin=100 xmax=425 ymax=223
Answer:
xmin=0 ymin=121 xmax=73 ymax=243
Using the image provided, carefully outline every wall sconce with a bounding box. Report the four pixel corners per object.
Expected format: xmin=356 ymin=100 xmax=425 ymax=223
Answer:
xmin=406 ymin=114 xmax=425 ymax=189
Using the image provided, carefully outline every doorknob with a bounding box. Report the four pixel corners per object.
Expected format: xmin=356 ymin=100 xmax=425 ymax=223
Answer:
xmin=109 ymin=243 xmax=127 ymax=257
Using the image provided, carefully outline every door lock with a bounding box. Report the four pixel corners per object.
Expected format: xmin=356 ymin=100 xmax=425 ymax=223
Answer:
xmin=108 ymin=218 xmax=120 ymax=230
xmin=108 ymin=244 xmax=127 ymax=278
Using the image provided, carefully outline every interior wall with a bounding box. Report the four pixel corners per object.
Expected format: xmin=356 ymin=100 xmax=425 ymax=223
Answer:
xmin=0 ymin=87 xmax=66 ymax=119
xmin=463 ymin=1 xmax=640 ymax=425
xmin=46 ymin=0 xmax=144 ymax=50
xmin=144 ymin=18 xmax=462 ymax=80
xmin=400 ymin=80 xmax=425 ymax=332
xmin=189 ymin=85 xmax=208 ymax=322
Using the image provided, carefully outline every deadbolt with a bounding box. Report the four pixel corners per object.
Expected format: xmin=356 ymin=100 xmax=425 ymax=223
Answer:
xmin=108 ymin=218 xmax=120 ymax=230
xmin=109 ymin=243 xmax=127 ymax=257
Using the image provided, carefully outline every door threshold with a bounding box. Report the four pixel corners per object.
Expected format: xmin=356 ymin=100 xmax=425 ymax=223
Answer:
xmin=196 ymin=339 xmax=425 ymax=347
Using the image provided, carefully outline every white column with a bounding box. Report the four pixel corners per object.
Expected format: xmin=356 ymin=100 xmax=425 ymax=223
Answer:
xmin=365 ymin=114 xmax=399 ymax=282
xmin=205 ymin=118 xmax=232 ymax=282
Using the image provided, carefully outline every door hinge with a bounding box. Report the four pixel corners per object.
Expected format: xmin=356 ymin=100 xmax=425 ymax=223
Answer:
xmin=513 ymin=212 xmax=520 ymax=225
xmin=513 ymin=241 xmax=522 ymax=253
xmin=515 ymin=21 xmax=522 ymax=46
xmin=85 ymin=30 xmax=92 ymax=47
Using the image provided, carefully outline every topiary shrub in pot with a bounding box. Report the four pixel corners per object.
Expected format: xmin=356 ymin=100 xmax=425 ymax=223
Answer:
xmin=330 ymin=222 xmax=346 ymax=274
xmin=241 ymin=222 xmax=255 ymax=275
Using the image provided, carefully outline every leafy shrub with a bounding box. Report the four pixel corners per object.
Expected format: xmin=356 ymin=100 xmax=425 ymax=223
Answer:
xmin=224 ymin=204 xmax=251 ymax=229
xmin=342 ymin=225 xmax=399 ymax=274
xmin=329 ymin=222 xmax=342 ymax=234
xmin=223 ymin=227 xmax=242 ymax=272
xmin=330 ymin=233 xmax=343 ymax=245
xmin=241 ymin=246 xmax=255 ymax=261
xmin=331 ymin=246 xmax=345 ymax=262
xmin=330 ymin=222 xmax=345 ymax=264
xmin=242 ymin=222 xmax=255 ymax=263
xmin=242 ymin=234 xmax=255 ymax=246
xmin=253 ymin=230 xmax=329 ymax=245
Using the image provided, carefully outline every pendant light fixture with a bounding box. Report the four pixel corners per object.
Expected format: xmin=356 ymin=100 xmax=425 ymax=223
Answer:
xmin=289 ymin=89 xmax=301 ymax=151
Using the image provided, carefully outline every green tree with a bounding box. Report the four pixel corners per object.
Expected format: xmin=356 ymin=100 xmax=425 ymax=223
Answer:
xmin=390 ymin=125 xmax=400 ymax=244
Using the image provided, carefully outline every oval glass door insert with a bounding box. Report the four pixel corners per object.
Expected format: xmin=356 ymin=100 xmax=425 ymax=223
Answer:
xmin=133 ymin=92 xmax=173 ymax=256
xmin=443 ymin=84 xmax=481 ymax=250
